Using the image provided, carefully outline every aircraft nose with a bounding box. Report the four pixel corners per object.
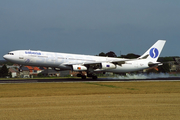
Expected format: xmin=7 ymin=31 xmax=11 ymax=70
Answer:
xmin=3 ymin=55 xmax=7 ymax=60
xmin=3 ymin=54 xmax=11 ymax=61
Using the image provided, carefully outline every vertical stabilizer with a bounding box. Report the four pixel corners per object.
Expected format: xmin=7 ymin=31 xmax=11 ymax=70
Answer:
xmin=139 ymin=40 xmax=166 ymax=62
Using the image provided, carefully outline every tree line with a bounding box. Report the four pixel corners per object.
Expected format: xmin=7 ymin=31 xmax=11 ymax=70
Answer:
xmin=0 ymin=65 xmax=9 ymax=77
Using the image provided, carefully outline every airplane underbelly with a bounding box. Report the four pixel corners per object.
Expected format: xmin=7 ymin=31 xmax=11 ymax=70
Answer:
xmin=106 ymin=64 xmax=147 ymax=73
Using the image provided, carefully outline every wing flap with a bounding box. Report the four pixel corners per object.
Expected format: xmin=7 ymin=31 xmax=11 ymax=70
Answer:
xmin=62 ymin=59 xmax=131 ymax=66
xmin=62 ymin=61 xmax=107 ymax=66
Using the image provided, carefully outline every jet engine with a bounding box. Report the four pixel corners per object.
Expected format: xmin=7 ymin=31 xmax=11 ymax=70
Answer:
xmin=100 ymin=62 xmax=116 ymax=69
xmin=72 ymin=65 xmax=87 ymax=71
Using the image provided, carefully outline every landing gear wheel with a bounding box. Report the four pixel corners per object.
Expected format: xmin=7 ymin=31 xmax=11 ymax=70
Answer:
xmin=92 ymin=76 xmax=97 ymax=80
xmin=19 ymin=65 xmax=23 ymax=72
xmin=81 ymin=76 xmax=86 ymax=79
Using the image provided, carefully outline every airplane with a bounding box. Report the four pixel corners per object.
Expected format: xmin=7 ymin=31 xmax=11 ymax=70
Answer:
xmin=3 ymin=40 xmax=166 ymax=79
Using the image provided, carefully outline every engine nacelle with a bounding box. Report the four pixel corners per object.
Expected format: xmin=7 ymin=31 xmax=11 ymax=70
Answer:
xmin=101 ymin=62 xmax=116 ymax=69
xmin=72 ymin=65 xmax=87 ymax=71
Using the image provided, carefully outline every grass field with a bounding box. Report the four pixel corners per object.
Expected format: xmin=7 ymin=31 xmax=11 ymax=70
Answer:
xmin=0 ymin=81 xmax=180 ymax=119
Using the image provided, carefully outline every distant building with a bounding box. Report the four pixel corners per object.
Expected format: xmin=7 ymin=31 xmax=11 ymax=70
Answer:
xmin=169 ymin=62 xmax=180 ymax=72
xmin=40 ymin=69 xmax=60 ymax=77
xmin=20 ymin=66 xmax=30 ymax=78
xmin=175 ymin=58 xmax=180 ymax=64
xmin=9 ymin=68 xmax=19 ymax=78
xmin=25 ymin=66 xmax=43 ymax=76
xmin=70 ymin=71 xmax=87 ymax=77
xmin=60 ymin=70 xmax=71 ymax=77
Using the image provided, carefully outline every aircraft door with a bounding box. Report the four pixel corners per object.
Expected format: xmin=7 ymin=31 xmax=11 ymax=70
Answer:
xmin=134 ymin=61 xmax=139 ymax=68
xmin=19 ymin=51 xmax=24 ymax=59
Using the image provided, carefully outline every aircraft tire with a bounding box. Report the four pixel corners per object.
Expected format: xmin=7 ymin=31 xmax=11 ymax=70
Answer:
xmin=81 ymin=76 xmax=86 ymax=79
xmin=92 ymin=76 xmax=97 ymax=80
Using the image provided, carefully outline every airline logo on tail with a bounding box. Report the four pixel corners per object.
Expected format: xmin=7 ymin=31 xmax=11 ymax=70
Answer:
xmin=149 ymin=48 xmax=159 ymax=58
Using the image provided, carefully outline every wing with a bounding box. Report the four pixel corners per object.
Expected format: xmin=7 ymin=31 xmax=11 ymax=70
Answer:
xmin=62 ymin=59 xmax=129 ymax=66
xmin=61 ymin=54 xmax=150 ymax=67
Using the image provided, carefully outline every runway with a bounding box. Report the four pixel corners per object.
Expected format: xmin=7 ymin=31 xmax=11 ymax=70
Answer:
xmin=0 ymin=77 xmax=180 ymax=83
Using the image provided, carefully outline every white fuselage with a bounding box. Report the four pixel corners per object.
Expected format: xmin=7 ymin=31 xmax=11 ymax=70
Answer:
xmin=3 ymin=50 xmax=150 ymax=73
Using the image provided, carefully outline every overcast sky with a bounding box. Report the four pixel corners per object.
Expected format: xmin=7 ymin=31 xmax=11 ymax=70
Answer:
xmin=1 ymin=0 xmax=180 ymax=60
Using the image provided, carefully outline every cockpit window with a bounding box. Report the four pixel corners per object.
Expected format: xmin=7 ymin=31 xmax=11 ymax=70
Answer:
xmin=8 ymin=53 xmax=14 ymax=55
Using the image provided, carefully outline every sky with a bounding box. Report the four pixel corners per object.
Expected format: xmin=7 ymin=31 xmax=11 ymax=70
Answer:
xmin=0 ymin=0 xmax=180 ymax=60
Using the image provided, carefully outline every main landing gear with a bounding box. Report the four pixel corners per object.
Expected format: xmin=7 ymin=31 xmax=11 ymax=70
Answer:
xmin=76 ymin=72 xmax=97 ymax=80
xmin=19 ymin=65 xmax=23 ymax=72
xmin=87 ymin=73 xmax=97 ymax=80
